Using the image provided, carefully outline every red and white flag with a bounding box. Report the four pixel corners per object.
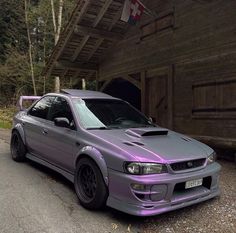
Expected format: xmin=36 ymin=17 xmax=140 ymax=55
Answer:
xmin=121 ymin=0 xmax=145 ymax=25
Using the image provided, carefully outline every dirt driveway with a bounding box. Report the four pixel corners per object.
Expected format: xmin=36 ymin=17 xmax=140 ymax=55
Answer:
xmin=0 ymin=129 xmax=235 ymax=233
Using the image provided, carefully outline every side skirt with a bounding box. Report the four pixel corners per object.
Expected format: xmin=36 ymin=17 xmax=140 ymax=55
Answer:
xmin=26 ymin=153 xmax=74 ymax=183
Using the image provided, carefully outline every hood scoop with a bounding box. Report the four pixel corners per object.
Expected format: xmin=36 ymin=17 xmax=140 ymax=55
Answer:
xmin=126 ymin=127 xmax=168 ymax=138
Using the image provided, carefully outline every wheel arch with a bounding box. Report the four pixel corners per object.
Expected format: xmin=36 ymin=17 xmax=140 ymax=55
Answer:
xmin=75 ymin=146 xmax=109 ymax=186
xmin=12 ymin=123 xmax=26 ymax=144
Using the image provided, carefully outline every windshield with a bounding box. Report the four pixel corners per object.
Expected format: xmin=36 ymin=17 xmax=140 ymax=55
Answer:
xmin=73 ymin=98 xmax=155 ymax=129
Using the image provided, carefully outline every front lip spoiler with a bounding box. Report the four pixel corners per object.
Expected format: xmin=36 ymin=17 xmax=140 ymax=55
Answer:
xmin=107 ymin=188 xmax=220 ymax=216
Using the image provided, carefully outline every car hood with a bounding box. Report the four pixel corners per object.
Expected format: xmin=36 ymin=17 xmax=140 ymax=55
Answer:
xmin=89 ymin=127 xmax=212 ymax=163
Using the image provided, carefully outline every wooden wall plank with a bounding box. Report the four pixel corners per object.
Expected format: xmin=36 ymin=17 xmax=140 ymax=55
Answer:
xmin=98 ymin=0 xmax=236 ymax=141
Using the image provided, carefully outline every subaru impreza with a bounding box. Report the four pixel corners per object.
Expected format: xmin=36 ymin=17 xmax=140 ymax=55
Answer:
xmin=10 ymin=89 xmax=221 ymax=216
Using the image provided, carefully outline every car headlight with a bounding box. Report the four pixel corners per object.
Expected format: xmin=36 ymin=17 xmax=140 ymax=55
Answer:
xmin=124 ymin=162 xmax=167 ymax=175
xmin=207 ymin=152 xmax=217 ymax=165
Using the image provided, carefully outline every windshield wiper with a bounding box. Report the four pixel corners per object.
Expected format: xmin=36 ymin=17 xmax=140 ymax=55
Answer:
xmin=107 ymin=126 xmax=123 ymax=129
xmin=86 ymin=127 xmax=108 ymax=130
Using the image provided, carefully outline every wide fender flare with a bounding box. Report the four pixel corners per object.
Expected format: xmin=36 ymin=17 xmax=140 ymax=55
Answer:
xmin=75 ymin=146 xmax=109 ymax=186
xmin=12 ymin=123 xmax=26 ymax=144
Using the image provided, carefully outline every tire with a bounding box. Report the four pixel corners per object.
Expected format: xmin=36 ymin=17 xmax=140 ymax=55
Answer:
xmin=74 ymin=157 xmax=108 ymax=210
xmin=10 ymin=131 xmax=26 ymax=162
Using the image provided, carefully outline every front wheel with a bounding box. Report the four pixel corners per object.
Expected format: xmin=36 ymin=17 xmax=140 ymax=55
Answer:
xmin=74 ymin=157 xmax=108 ymax=210
xmin=10 ymin=131 xmax=26 ymax=162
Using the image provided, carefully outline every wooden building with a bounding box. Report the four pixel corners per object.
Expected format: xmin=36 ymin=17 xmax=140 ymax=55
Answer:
xmin=43 ymin=0 xmax=236 ymax=149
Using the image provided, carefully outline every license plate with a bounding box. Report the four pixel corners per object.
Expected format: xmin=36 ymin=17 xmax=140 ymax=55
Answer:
xmin=185 ymin=178 xmax=203 ymax=189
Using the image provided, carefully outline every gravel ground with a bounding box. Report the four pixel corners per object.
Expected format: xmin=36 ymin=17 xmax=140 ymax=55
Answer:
xmin=0 ymin=129 xmax=235 ymax=233
xmin=141 ymin=158 xmax=236 ymax=233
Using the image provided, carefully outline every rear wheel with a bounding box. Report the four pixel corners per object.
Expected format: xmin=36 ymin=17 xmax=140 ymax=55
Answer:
xmin=10 ymin=131 xmax=26 ymax=162
xmin=74 ymin=157 xmax=108 ymax=210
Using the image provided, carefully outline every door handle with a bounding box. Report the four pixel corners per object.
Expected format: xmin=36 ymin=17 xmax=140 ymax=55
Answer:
xmin=42 ymin=129 xmax=48 ymax=135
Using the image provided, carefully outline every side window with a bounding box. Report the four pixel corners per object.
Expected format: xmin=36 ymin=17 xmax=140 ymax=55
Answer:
xmin=28 ymin=96 xmax=55 ymax=119
xmin=48 ymin=97 xmax=76 ymax=130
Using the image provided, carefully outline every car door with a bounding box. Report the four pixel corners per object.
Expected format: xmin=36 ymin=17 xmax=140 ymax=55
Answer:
xmin=45 ymin=96 xmax=79 ymax=173
xmin=23 ymin=96 xmax=55 ymax=159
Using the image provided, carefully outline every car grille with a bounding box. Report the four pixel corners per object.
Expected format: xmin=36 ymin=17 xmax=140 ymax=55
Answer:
xmin=170 ymin=158 xmax=206 ymax=171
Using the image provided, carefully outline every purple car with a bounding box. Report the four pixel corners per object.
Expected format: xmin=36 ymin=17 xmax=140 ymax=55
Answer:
xmin=11 ymin=89 xmax=221 ymax=216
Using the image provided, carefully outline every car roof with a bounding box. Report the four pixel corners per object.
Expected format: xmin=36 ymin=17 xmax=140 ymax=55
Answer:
xmin=60 ymin=89 xmax=118 ymax=99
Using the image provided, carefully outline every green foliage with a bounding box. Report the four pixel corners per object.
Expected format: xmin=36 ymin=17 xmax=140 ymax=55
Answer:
xmin=0 ymin=0 xmax=27 ymax=63
xmin=0 ymin=49 xmax=31 ymax=105
xmin=0 ymin=0 xmax=76 ymax=106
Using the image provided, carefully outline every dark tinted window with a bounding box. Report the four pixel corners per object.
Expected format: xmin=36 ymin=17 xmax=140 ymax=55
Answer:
xmin=28 ymin=96 xmax=55 ymax=119
xmin=73 ymin=99 xmax=154 ymax=129
xmin=48 ymin=97 xmax=75 ymax=129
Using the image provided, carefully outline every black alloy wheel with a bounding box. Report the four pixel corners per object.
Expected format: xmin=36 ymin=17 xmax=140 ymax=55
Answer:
xmin=10 ymin=131 xmax=26 ymax=162
xmin=74 ymin=157 xmax=108 ymax=210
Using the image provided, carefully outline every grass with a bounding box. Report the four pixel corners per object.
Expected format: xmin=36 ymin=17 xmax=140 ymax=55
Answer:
xmin=0 ymin=107 xmax=16 ymax=129
xmin=0 ymin=121 xmax=12 ymax=129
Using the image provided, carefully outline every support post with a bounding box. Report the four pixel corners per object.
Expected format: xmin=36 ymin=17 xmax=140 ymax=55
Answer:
xmin=141 ymin=71 xmax=146 ymax=114
xmin=95 ymin=71 xmax=99 ymax=91
xmin=55 ymin=76 xmax=60 ymax=93
xmin=167 ymin=64 xmax=174 ymax=129
xmin=82 ymin=78 xmax=86 ymax=90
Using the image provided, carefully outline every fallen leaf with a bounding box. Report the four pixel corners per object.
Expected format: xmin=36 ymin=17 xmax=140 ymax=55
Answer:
xmin=111 ymin=223 xmax=118 ymax=230
xmin=127 ymin=224 xmax=131 ymax=232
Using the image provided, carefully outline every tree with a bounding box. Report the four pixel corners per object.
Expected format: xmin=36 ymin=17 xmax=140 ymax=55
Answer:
xmin=25 ymin=0 xmax=37 ymax=95
xmin=0 ymin=0 xmax=27 ymax=63
xmin=0 ymin=0 xmax=76 ymax=105
xmin=0 ymin=50 xmax=31 ymax=106
xmin=51 ymin=0 xmax=64 ymax=45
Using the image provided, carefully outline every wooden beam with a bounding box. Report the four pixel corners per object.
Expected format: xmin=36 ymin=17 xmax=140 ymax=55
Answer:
xmin=71 ymin=0 xmax=113 ymax=62
xmin=88 ymin=6 xmax=123 ymax=63
xmin=122 ymin=75 xmax=141 ymax=89
xmin=109 ymin=6 xmax=123 ymax=30
xmin=44 ymin=0 xmax=91 ymax=77
xmin=55 ymin=60 xmax=97 ymax=71
xmin=74 ymin=25 xmax=124 ymax=41
xmin=87 ymin=71 xmax=95 ymax=80
xmin=190 ymin=135 xmax=236 ymax=150
xmin=71 ymin=36 xmax=89 ymax=62
xmin=93 ymin=0 xmax=113 ymax=26
xmin=100 ymin=75 xmax=141 ymax=92
xmin=86 ymin=38 xmax=104 ymax=61
xmin=61 ymin=69 xmax=68 ymax=78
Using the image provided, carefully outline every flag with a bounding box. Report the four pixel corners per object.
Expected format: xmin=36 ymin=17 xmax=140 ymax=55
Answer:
xmin=121 ymin=0 xmax=145 ymax=25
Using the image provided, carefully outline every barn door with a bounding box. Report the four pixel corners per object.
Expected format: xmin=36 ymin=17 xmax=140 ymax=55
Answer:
xmin=145 ymin=67 xmax=172 ymax=128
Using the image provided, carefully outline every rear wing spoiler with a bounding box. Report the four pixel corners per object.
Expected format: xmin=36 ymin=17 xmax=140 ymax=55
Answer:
xmin=18 ymin=96 xmax=41 ymax=111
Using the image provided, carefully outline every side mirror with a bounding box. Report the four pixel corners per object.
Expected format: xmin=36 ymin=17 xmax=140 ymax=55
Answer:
xmin=54 ymin=117 xmax=70 ymax=128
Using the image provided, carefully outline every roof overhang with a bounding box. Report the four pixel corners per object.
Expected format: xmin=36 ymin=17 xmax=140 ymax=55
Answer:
xmin=42 ymin=0 xmax=129 ymax=81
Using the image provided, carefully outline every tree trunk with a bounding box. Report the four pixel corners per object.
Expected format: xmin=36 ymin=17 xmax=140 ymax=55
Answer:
xmin=51 ymin=0 xmax=64 ymax=92
xmin=50 ymin=0 xmax=57 ymax=43
xmin=82 ymin=78 xmax=86 ymax=90
xmin=55 ymin=0 xmax=64 ymax=44
xmin=24 ymin=0 xmax=37 ymax=96
xmin=55 ymin=77 xmax=60 ymax=93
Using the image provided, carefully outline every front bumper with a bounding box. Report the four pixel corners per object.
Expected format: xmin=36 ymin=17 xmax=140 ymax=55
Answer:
xmin=107 ymin=162 xmax=221 ymax=216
